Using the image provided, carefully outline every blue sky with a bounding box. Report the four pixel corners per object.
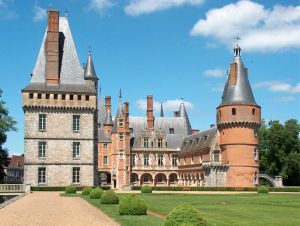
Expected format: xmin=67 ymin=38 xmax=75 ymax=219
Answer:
xmin=0 ymin=0 xmax=299 ymax=155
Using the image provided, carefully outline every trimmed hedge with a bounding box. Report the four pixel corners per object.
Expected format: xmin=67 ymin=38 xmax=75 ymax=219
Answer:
xmin=82 ymin=186 xmax=93 ymax=196
xmin=89 ymin=187 xmax=104 ymax=199
xmin=119 ymin=195 xmax=147 ymax=215
xmin=257 ymin=186 xmax=269 ymax=194
xmin=31 ymin=186 xmax=111 ymax=192
xmin=163 ymin=203 xmax=206 ymax=226
xmin=141 ymin=186 xmax=152 ymax=193
xmin=101 ymin=190 xmax=119 ymax=204
xmin=65 ymin=185 xmax=76 ymax=194
xmin=131 ymin=186 xmax=300 ymax=192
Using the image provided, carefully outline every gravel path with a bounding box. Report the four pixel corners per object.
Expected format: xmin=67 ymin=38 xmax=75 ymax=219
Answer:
xmin=0 ymin=192 xmax=120 ymax=226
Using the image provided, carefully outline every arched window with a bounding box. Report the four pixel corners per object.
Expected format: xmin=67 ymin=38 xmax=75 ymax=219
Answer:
xmin=232 ymin=108 xmax=236 ymax=115
xmin=252 ymin=108 xmax=255 ymax=115
xmin=219 ymin=110 xmax=221 ymax=117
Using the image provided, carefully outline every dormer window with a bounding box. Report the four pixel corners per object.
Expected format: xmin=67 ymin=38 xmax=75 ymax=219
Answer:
xmin=118 ymin=133 xmax=124 ymax=141
xmin=119 ymin=118 xmax=124 ymax=127
xmin=143 ymin=138 xmax=149 ymax=148
xmin=184 ymin=141 xmax=188 ymax=146
xmin=189 ymin=139 xmax=193 ymax=145
xmin=204 ymin=135 xmax=208 ymax=140
xmin=129 ymin=128 xmax=134 ymax=133
xmin=158 ymin=138 xmax=163 ymax=148
xmin=169 ymin=128 xmax=174 ymax=134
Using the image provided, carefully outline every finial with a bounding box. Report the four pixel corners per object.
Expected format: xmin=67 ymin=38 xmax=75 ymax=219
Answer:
xmin=119 ymin=88 xmax=122 ymax=99
xmin=233 ymin=36 xmax=241 ymax=57
xmin=99 ymin=85 xmax=102 ymax=95
xmin=226 ymin=69 xmax=229 ymax=78
xmin=65 ymin=8 xmax=68 ymax=17
xmin=181 ymin=98 xmax=184 ymax=103
xmin=88 ymin=45 xmax=91 ymax=54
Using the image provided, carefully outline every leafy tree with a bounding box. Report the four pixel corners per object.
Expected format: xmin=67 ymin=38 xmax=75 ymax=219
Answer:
xmin=0 ymin=89 xmax=17 ymax=182
xmin=259 ymin=119 xmax=300 ymax=186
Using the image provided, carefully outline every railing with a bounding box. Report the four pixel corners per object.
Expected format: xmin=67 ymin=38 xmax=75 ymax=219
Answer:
xmin=0 ymin=184 xmax=25 ymax=193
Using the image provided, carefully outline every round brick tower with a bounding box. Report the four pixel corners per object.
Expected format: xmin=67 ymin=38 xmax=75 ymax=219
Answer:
xmin=217 ymin=45 xmax=261 ymax=187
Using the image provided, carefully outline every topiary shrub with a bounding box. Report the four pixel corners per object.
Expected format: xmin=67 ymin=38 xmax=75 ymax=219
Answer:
xmin=65 ymin=185 xmax=76 ymax=194
xmin=89 ymin=187 xmax=104 ymax=199
xmin=101 ymin=190 xmax=119 ymax=204
xmin=141 ymin=186 xmax=152 ymax=193
xmin=119 ymin=195 xmax=147 ymax=215
xmin=82 ymin=186 xmax=93 ymax=196
xmin=257 ymin=185 xmax=269 ymax=194
xmin=163 ymin=203 xmax=206 ymax=226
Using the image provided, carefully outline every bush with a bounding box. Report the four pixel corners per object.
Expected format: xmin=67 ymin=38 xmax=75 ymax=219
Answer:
xmin=31 ymin=186 xmax=111 ymax=192
xmin=65 ymin=185 xmax=76 ymax=194
xmin=119 ymin=195 xmax=147 ymax=215
xmin=141 ymin=186 xmax=152 ymax=193
xmin=89 ymin=187 xmax=104 ymax=199
xmin=257 ymin=185 xmax=269 ymax=194
xmin=164 ymin=203 xmax=206 ymax=226
xmin=82 ymin=186 xmax=93 ymax=196
xmin=101 ymin=190 xmax=119 ymax=204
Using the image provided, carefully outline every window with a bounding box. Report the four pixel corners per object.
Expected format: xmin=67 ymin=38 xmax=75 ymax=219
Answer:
xmin=103 ymin=156 xmax=108 ymax=165
xmin=73 ymin=115 xmax=80 ymax=132
xmin=62 ymin=94 xmax=66 ymax=100
xmin=70 ymin=95 xmax=74 ymax=100
xmin=119 ymin=149 xmax=124 ymax=160
xmin=37 ymin=93 xmax=42 ymax=99
xmin=72 ymin=167 xmax=80 ymax=184
xmin=38 ymin=142 xmax=46 ymax=158
xmin=119 ymin=118 xmax=124 ymax=127
xmin=45 ymin=94 xmax=50 ymax=99
xmin=39 ymin=114 xmax=46 ymax=131
xmin=77 ymin=95 xmax=81 ymax=100
xmin=143 ymin=174 xmax=149 ymax=182
xmin=72 ymin=142 xmax=80 ymax=158
xmin=143 ymin=138 xmax=149 ymax=147
xmin=170 ymin=174 xmax=177 ymax=183
xmin=158 ymin=155 xmax=164 ymax=166
xmin=158 ymin=138 xmax=163 ymax=148
xmin=54 ymin=94 xmax=58 ymax=100
xmin=144 ymin=155 xmax=149 ymax=166
xmin=103 ymin=143 xmax=108 ymax=149
xmin=118 ymin=133 xmax=124 ymax=141
xmin=169 ymin=128 xmax=174 ymax=134
xmin=189 ymin=139 xmax=193 ymax=145
xmin=252 ymin=108 xmax=255 ymax=115
xmin=85 ymin=95 xmax=89 ymax=101
xmin=254 ymin=148 xmax=258 ymax=161
xmin=254 ymin=171 xmax=258 ymax=185
xmin=38 ymin=167 xmax=46 ymax=184
xmin=131 ymin=154 xmax=136 ymax=166
xmin=129 ymin=128 xmax=134 ymax=133
xmin=172 ymin=155 xmax=177 ymax=166
xmin=29 ymin=93 xmax=34 ymax=99
xmin=204 ymin=135 xmax=208 ymax=140
xmin=213 ymin=150 xmax=220 ymax=162
xmin=157 ymin=174 xmax=163 ymax=182
xmin=232 ymin=108 xmax=236 ymax=115
xmin=219 ymin=110 xmax=221 ymax=117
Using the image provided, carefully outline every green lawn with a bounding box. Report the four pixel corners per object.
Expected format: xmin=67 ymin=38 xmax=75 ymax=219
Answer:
xmin=63 ymin=193 xmax=300 ymax=226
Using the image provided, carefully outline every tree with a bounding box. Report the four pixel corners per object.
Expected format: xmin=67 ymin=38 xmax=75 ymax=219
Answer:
xmin=259 ymin=119 xmax=300 ymax=186
xmin=0 ymin=89 xmax=17 ymax=182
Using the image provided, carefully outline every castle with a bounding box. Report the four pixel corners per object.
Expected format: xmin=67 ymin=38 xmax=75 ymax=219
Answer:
xmin=22 ymin=10 xmax=261 ymax=188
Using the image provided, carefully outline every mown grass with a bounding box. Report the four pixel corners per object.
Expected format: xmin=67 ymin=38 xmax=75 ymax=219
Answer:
xmin=62 ymin=192 xmax=300 ymax=226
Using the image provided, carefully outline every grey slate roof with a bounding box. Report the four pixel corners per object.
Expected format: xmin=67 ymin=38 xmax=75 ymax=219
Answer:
xmin=129 ymin=116 xmax=188 ymax=149
xmin=220 ymin=45 xmax=257 ymax=107
xmin=179 ymin=100 xmax=192 ymax=135
xmin=84 ymin=50 xmax=97 ymax=79
xmin=180 ymin=127 xmax=217 ymax=153
xmin=22 ymin=83 xmax=96 ymax=94
xmin=111 ymin=98 xmax=124 ymax=133
xmin=160 ymin=102 xmax=164 ymax=117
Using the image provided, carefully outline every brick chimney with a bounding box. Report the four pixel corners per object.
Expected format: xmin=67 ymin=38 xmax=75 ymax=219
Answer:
xmin=124 ymin=102 xmax=129 ymax=131
xmin=46 ymin=10 xmax=60 ymax=84
xmin=147 ymin=95 xmax=154 ymax=131
xmin=105 ymin=96 xmax=111 ymax=112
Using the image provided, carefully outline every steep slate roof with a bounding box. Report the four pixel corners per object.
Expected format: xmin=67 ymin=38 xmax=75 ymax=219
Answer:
xmin=23 ymin=16 xmax=96 ymax=93
xmin=220 ymin=45 xmax=257 ymax=106
xmin=180 ymin=127 xmax=218 ymax=153
xmin=179 ymin=100 xmax=192 ymax=135
xmin=84 ymin=50 xmax=97 ymax=79
xmin=129 ymin=116 xmax=188 ymax=149
xmin=111 ymin=97 xmax=124 ymax=133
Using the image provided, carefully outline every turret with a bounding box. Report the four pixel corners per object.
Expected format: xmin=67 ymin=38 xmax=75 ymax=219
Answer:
xmin=84 ymin=47 xmax=98 ymax=89
xmin=179 ymin=98 xmax=192 ymax=135
xmin=217 ymin=45 xmax=261 ymax=187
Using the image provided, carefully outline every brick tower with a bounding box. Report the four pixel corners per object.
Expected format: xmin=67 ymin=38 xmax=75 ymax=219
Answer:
xmin=217 ymin=45 xmax=261 ymax=187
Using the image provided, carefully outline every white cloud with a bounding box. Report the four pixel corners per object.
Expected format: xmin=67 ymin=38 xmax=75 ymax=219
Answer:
xmin=125 ymin=0 xmax=204 ymax=16
xmin=0 ymin=0 xmax=17 ymax=20
xmin=33 ymin=4 xmax=46 ymax=22
xmin=190 ymin=0 xmax=300 ymax=52
xmin=274 ymin=96 xmax=295 ymax=103
xmin=88 ymin=0 xmax=115 ymax=14
xmin=136 ymin=98 xmax=194 ymax=113
xmin=203 ymin=68 xmax=226 ymax=77
xmin=254 ymin=81 xmax=300 ymax=93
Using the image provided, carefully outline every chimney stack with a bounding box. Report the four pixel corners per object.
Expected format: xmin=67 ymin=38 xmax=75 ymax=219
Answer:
xmin=147 ymin=95 xmax=154 ymax=131
xmin=124 ymin=102 xmax=129 ymax=131
xmin=46 ymin=10 xmax=60 ymax=84
xmin=105 ymin=96 xmax=111 ymax=112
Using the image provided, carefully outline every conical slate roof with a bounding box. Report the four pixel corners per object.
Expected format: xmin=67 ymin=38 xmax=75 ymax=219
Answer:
xmin=104 ymin=109 xmax=113 ymax=125
xmin=160 ymin=102 xmax=164 ymax=117
xmin=220 ymin=45 xmax=257 ymax=106
xmin=111 ymin=90 xmax=124 ymax=133
xmin=84 ymin=49 xmax=97 ymax=78
xmin=98 ymin=87 xmax=106 ymax=125
xmin=179 ymin=99 xmax=192 ymax=135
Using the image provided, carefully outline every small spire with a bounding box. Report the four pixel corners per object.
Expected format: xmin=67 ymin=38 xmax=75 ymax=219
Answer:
xmin=99 ymin=85 xmax=102 ymax=97
xmin=233 ymin=36 xmax=241 ymax=57
xmin=160 ymin=101 xmax=164 ymax=117
xmin=65 ymin=8 xmax=68 ymax=17
xmin=119 ymin=88 xmax=122 ymax=100
xmin=84 ymin=46 xmax=97 ymax=78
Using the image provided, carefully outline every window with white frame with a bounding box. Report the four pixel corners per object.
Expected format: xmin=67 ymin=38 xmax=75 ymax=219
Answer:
xmin=212 ymin=150 xmax=220 ymax=162
xmin=158 ymin=154 xmax=164 ymax=166
xmin=144 ymin=154 xmax=149 ymax=166
xmin=118 ymin=133 xmax=124 ymax=141
xmin=119 ymin=149 xmax=125 ymax=160
xmin=119 ymin=118 xmax=124 ymax=127
xmin=158 ymin=138 xmax=163 ymax=147
xmin=103 ymin=143 xmax=108 ymax=149
xmin=103 ymin=156 xmax=108 ymax=165
xmin=38 ymin=141 xmax=46 ymax=158
xmin=73 ymin=142 xmax=80 ymax=158
xmin=38 ymin=167 xmax=46 ymax=184
xmin=72 ymin=167 xmax=80 ymax=184
xmin=254 ymin=148 xmax=258 ymax=161
xmin=39 ymin=114 xmax=46 ymax=131
xmin=73 ymin=115 xmax=80 ymax=132
xmin=172 ymin=155 xmax=177 ymax=166
xmin=131 ymin=154 xmax=136 ymax=166
xmin=143 ymin=138 xmax=149 ymax=147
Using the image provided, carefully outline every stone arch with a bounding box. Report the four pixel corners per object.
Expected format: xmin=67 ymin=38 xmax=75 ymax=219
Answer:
xmin=141 ymin=173 xmax=153 ymax=185
xmin=169 ymin=173 xmax=178 ymax=183
xmin=154 ymin=173 xmax=167 ymax=186
xmin=259 ymin=173 xmax=275 ymax=187
xmin=131 ymin=173 xmax=139 ymax=184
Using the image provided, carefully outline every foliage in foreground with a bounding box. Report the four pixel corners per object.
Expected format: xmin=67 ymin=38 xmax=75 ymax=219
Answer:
xmin=82 ymin=186 xmax=93 ymax=196
xmin=119 ymin=195 xmax=147 ymax=215
xmin=65 ymin=185 xmax=76 ymax=194
xmin=164 ymin=203 xmax=206 ymax=226
xmin=89 ymin=187 xmax=104 ymax=199
xmin=101 ymin=190 xmax=119 ymax=204
xmin=257 ymin=185 xmax=269 ymax=194
xmin=141 ymin=186 xmax=152 ymax=193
